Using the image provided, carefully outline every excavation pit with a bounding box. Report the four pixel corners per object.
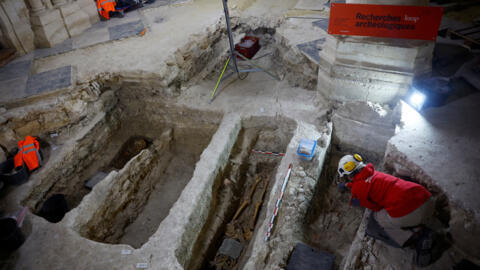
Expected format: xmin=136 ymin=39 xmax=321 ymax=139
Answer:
xmin=305 ymin=151 xmax=365 ymax=267
xmin=21 ymin=89 xmax=221 ymax=248
xmin=187 ymin=117 xmax=295 ymax=270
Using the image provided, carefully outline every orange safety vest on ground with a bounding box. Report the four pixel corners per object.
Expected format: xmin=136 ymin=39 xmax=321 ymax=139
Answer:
xmin=97 ymin=0 xmax=117 ymax=20
xmin=14 ymin=136 xmax=42 ymax=171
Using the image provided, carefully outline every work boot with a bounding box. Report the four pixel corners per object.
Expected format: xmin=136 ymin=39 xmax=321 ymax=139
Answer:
xmin=415 ymin=228 xmax=434 ymax=267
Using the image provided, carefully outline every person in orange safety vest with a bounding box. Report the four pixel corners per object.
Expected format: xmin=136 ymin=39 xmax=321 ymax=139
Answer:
xmin=14 ymin=136 xmax=42 ymax=172
xmin=97 ymin=0 xmax=117 ymax=20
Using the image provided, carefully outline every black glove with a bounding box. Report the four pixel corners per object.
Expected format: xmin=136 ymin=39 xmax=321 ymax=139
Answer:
xmin=337 ymin=182 xmax=348 ymax=193
xmin=352 ymin=198 xmax=360 ymax=207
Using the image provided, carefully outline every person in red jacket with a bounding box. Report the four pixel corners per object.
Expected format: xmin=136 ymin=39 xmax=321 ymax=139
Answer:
xmin=337 ymin=154 xmax=435 ymax=267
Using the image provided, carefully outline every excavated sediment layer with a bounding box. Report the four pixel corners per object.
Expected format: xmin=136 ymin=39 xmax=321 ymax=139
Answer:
xmin=187 ymin=117 xmax=295 ymax=270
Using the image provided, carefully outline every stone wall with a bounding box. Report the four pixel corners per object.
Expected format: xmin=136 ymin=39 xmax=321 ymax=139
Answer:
xmin=331 ymin=101 xmax=399 ymax=165
xmin=0 ymin=0 xmax=98 ymax=54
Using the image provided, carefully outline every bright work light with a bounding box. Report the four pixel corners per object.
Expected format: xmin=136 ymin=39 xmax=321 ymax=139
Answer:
xmin=406 ymin=89 xmax=426 ymax=111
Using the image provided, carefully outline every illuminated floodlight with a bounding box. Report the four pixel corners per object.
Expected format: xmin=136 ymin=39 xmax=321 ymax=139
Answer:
xmin=406 ymin=89 xmax=426 ymax=111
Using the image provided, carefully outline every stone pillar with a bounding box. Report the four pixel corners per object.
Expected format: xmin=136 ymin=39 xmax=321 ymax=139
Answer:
xmin=42 ymin=0 xmax=54 ymax=9
xmin=57 ymin=1 xmax=92 ymax=38
xmin=0 ymin=0 xmax=35 ymax=54
xmin=318 ymin=0 xmax=435 ymax=105
xmin=51 ymin=0 xmax=68 ymax=7
xmin=27 ymin=0 xmax=46 ymax=14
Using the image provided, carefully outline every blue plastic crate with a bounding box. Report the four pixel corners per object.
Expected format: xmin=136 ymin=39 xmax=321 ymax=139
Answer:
xmin=296 ymin=139 xmax=316 ymax=161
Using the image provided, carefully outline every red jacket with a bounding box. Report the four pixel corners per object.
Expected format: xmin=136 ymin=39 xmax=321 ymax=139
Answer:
xmin=346 ymin=163 xmax=431 ymax=218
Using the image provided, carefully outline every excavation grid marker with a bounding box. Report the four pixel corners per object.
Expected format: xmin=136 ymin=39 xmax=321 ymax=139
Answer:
xmin=265 ymin=163 xmax=293 ymax=241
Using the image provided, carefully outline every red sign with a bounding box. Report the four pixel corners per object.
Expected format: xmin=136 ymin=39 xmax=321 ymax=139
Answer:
xmin=328 ymin=4 xmax=444 ymax=41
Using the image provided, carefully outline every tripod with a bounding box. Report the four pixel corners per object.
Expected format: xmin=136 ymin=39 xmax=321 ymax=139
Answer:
xmin=209 ymin=0 xmax=280 ymax=103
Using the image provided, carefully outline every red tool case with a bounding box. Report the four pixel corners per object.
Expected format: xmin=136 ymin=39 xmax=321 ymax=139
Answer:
xmin=235 ymin=36 xmax=260 ymax=60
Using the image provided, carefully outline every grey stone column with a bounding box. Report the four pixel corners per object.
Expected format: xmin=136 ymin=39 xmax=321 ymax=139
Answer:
xmin=27 ymin=0 xmax=46 ymax=14
xmin=51 ymin=0 xmax=67 ymax=7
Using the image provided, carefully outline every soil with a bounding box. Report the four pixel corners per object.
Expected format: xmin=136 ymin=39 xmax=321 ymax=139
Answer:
xmin=187 ymin=124 xmax=295 ymax=270
xmin=110 ymin=137 xmax=150 ymax=170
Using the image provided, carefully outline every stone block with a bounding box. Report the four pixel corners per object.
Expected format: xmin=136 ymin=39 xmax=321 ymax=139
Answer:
xmin=331 ymin=63 xmax=412 ymax=85
xmin=336 ymin=40 xmax=418 ymax=72
xmin=32 ymin=20 xmax=69 ymax=48
xmin=77 ymin=0 xmax=100 ymax=25
xmin=218 ymin=238 xmax=243 ymax=259
xmin=26 ymin=65 xmax=72 ymax=96
xmin=11 ymin=25 xmax=36 ymax=53
xmin=62 ymin=10 xmax=91 ymax=37
xmin=332 ymin=102 xmax=397 ymax=163
xmin=324 ymin=73 xmax=410 ymax=104
xmin=58 ymin=2 xmax=79 ymax=17
xmin=84 ymin=6 xmax=100 ymax=25
xmin=30 ymin=9 xmax=63 ymax=27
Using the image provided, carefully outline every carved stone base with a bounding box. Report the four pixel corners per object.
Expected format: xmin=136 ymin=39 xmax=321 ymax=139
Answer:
xmin=317 ymin=35 xmax=434 ymax=104
xmin=31 ymin=9 xmax=69 ymax=48
xmin=59 ymin=2 xmax=91 ymax=37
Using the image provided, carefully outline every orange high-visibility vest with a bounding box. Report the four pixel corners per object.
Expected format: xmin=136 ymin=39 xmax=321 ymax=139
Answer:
xmin=14 ymin=136 xmax=42 ymax=171
xmin=97 ymin=0 xmax=117 ymax=20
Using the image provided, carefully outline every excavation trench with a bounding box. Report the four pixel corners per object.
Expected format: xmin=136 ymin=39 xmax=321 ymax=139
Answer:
xmin=187 ymin=117 xmax=295 ymax=270
xmin=22 ymin=86 xmax=222 ymax=247
xmin=304 ymin=150 xmax=365 ymax=267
